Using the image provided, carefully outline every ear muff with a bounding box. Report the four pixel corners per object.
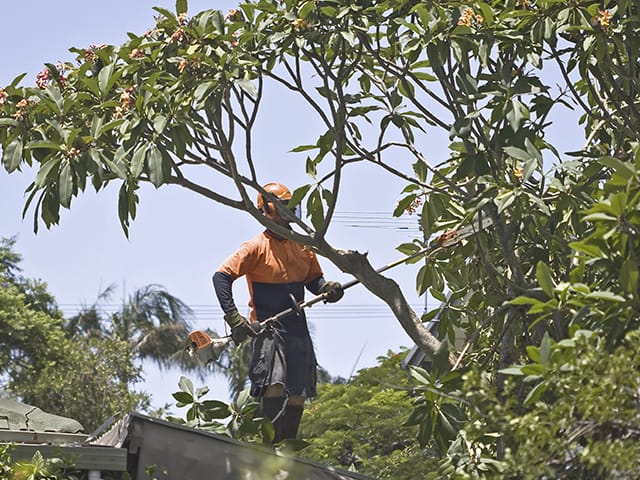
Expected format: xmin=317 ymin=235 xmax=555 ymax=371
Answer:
xmin=262 ymin=201 xmax=277 ymax=218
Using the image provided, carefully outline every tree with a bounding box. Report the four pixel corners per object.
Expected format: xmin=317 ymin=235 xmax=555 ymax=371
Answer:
xmin=0 ymin=238 xmax=149 ymax=431
xmin=67 ymin=283 xmax=196 ymax=370
xmin=301 ymin=350 xmax=438 ymax=479
xmin=2 ymin=0 xmax=640 ymax=475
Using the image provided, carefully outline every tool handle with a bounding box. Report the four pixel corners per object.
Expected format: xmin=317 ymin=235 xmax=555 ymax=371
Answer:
xmin=251 ymin=215 xmax=493 ymax=333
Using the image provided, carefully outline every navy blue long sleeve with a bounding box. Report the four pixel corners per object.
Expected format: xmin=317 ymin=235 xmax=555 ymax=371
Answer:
xmin=212 ymin=271 xmax=236 ymax=314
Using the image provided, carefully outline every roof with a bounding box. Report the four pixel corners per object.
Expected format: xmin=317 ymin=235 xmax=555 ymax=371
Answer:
xmin=0 ymin=398 xmax=83 ymax=433
xmin=91 ymin=412 xmax=377 ymax=480
xmin=0 ymin=398 xmax=127 ymax=472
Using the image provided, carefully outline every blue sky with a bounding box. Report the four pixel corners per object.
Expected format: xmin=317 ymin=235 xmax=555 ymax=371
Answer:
xmin=0 ymin=1 xmax=430 ymax=408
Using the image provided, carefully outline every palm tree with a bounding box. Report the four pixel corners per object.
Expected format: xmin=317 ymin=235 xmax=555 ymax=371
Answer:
xmin=66 ymin=284 xmax=195 ymax=371
xmin=116 ymin=284 xmax=197 ymax=369
xmin=66 ymin=284 xmax=258 ymax=399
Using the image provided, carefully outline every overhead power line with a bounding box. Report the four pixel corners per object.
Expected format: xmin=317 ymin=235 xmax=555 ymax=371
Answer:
xmin=57 ymin=303 xmax=435 ymax=323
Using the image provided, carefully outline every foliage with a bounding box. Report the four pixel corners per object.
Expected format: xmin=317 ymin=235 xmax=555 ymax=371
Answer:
xmin=17 ymin=336 xmax=149 ymax=433
xmin=66 ymin=283 xmax=197 ymax=372
xmin=443 ymin=328 xmax=640 ymax=479
xmin=3 ymin=0 xmax=640 ymax=476
xmin=0 ymin=236 xmax=60 ymax=317
xmin=0 ymin=238 xmax=149 ymax=432
xmin=167 ymin=375 xmax=272 ymax=444
xmin=0 ymin=445 xmax=81 ymax=480
xmin=301 ymin=350 xmax=439 ymax=479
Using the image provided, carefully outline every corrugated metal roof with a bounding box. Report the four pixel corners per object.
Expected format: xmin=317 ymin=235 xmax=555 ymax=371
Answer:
xmin=0 ymin=398 xmax=83 ymax=433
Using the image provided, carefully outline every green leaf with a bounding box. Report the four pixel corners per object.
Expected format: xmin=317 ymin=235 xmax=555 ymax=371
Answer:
xmin=236 ymin=79 xmax=257 ymax=98
xmin=408 ymin=366 xmax=431 ymax=385
xmin=584 ymin=291 xmax=625 ymax=302
xmin=599 ymin=155 xmax=634 ymax=179
xmin=582 ymin=212 xmax=617 ymax=222
xmin=498 ymin=366 xmax=524 ymax=376
xmin=290 ymin=144 xmax=318 ymax=153
xmin=153 ymin=115 xmax=168 ymax=134
xmin=520 ymin=364 xmax=544 ymax=375
xmin=146 ymin=145 xmax=165 ymax=187
xmin=118 ymin=182 xmax=131 ymax=237
xmin=98 ymin=62 xmax=121 ymax=98
xmin=178 ymin=376 xmax=194 ymax=395
xmin=196 ymin=385 xmax=210 ymax=398
xmin=176 ymin=0 xmax=188 ymax=15
xmin=298 ymin=0 xmax=315 ymax=19
xmin=506 ymin=97 xmax=528 ymax=131
xmin=620 ymin=260 xmax=639 ymax=295
xmin=539 ymin=333 xmax=551 ymax=365
xmin=289 ymin=184 xmax=310 ymax=212
xmin=172 ymin=391 xmax=193 ymax=404
xmin=569 ymin=240 xmax=602 ymax=258
xmin=535 ymin=261 xmax=555 ymax=297
xmin=194 ymin=81 xmax=216 ymax=105
xmin=2 ymin=137 xmax=24 ymax=172
xmin=201 ymin=400 xmax=232 ymax=420
xmin=509 ymin=296 xmax=543 ymax=306
xmin=104 ymin=149 xmax=127 ymax=180
xmin=35 ymin=157 xmax=62 ymax=187
xmin=0 ymin=118 xmax=19 ymax=127
xmin=25 ymin=141 xmax=64 ymax=151
xmin=130 ymin=144 xmax=147 ymax=178
xmin=97 ymin=118 xmax=126 ymax=137
xmin=186 ymin=405 xmax=197 ymax=422
xmin=212 ymin=10 xmax=225 ymax=33
xmin=58 ymin=162 xmax=73 ymax=208
xmin=523 ymin=381 xmax=547 ymax=407
xmin=153 ymin=6 xmax=175 ymax=19
xmin=503 ymin=146 xmax=531 ymax=161
xmin=416 ymin=264 xmax=431 ymax=296
xmin=526 ymin=345 xmax=540 ymax=363
xmin=494 ymin=189 xmax=516 ymax=214
xmin=234 ymin=388 xmax=250 ymax=411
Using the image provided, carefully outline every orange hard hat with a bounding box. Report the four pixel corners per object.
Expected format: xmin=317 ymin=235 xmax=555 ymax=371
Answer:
xmin=257 ymin=182 xmax=292 ymax=218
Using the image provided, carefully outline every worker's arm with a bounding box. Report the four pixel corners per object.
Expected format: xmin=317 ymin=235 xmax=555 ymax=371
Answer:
xmin=212 ymin=271 xmax=236 ymax=313
xmin=212 ymin=271 xmax=250 ymax=343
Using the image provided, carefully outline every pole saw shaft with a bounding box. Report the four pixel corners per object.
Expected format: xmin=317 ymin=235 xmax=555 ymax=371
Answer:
xmin=253 ymin=213 xmax=494 ymax=332
xmin=187 ymin=213 xmax=495 ymax=361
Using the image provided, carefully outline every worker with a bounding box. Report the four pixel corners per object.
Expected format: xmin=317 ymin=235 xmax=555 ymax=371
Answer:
xmin=212 ymin=182 xmax=343 ymax=443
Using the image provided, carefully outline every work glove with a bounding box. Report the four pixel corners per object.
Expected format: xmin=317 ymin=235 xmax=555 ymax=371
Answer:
xmin=320 ymin=280 xmax=344 ymax=303
xmin=224 ymin=309 xmax=251 ymax=344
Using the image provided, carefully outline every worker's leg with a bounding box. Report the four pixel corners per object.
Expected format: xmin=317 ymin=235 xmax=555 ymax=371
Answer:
xmin=262 ymin=384 xmax=286 ymax=442
xmin=262 ymin=385 xmax=305 ymax=442
xmin=281 ymin=394 xmax=305 ymax=441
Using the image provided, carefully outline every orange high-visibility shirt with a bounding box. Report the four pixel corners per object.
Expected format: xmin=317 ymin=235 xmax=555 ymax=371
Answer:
xmin=217 ymin=231 xmax=323 ymax=330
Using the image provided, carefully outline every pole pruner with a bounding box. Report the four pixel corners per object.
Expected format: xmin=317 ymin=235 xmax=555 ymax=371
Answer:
xmin=187 ymin=213 xmax=495 ymax=365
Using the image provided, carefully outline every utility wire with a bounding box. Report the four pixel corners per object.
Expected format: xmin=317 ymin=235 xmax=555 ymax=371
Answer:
xmin=57 ymin=303 xmax=437 ymax=323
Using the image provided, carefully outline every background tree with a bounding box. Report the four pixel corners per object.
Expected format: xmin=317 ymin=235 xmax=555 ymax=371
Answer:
xmin=301 ymin=350 xmax=438 ymax=479
xmin=2 ymin=0 xmax=640 ymax=476
xmin=67 ymin=283 xmax=197 ymax=370
xmin=0 ymin=238 xmax=149 ymax=431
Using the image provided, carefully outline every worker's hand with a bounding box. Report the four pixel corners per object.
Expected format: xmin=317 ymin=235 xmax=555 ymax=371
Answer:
xmin=224 ymin=309 xmax=251 ymax=344
xmin=320 ymin=280 xmax=344 ymax=303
